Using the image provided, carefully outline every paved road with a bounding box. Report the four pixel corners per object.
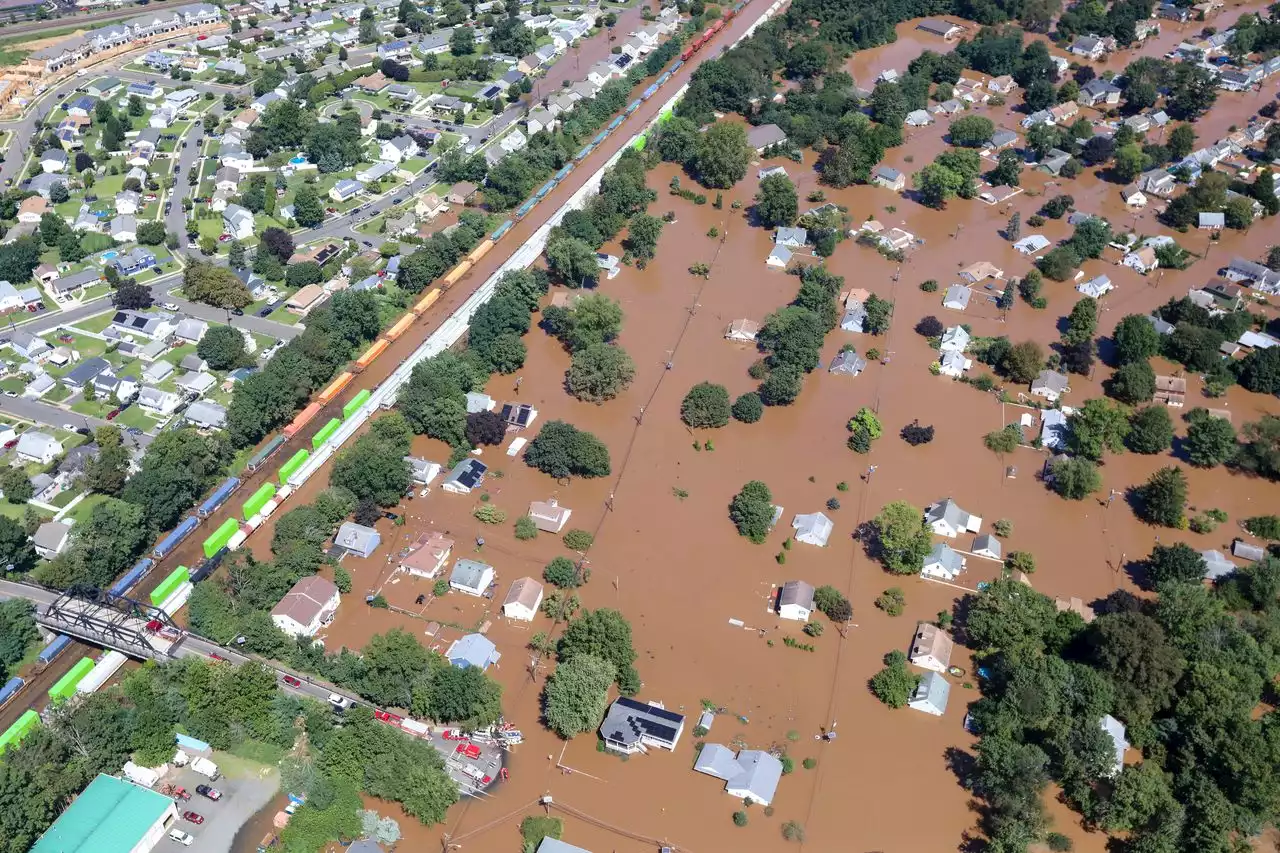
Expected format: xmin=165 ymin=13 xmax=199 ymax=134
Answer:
xmin=0 ymin=395 xmax=154 ymax=447
xmin=0 ymin=578 xmax=360 ymax=706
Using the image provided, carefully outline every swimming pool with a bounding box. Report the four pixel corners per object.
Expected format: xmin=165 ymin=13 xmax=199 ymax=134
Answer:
xmin=101 ymin=251 xmax=119 ymax=261
xmin=289 ymin=156 xmax=306 ymax=165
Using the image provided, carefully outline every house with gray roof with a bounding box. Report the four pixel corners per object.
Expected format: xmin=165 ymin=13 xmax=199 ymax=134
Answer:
xmin=449 ymin=558 xmax=494 ymax=595
xmin=972 ymin=534 xmax=1002 ymax=560
xmin=746 ymin=123 xmax=787 ymax=152
xmin=925 ymin=498 xmax=982 ymax=538
xmin=186 ymin=399 xmax=227 ymax=430
xmin=1031 ymin=369 xmax=1070 ymax=402
xmin=63 ymin=356 xmax=110 ymax=389
xmin=1202 ymin=549 xmax=1236 ymax=581
xmin=777 ymin=580 xmax=815 ymax=621
xmin=908 ymin=671 xmax=951 ymax=716
xmin=922 ymin=542 xmax=966 ymax=581
xmin=828 ymin=350 xmax=867 ymax=375
xmin=446 ymin=633 xmax=501 ymax=670
xmin=599 ymin=696 xmax=685 ymax=753
xmin=15 ymin=431 xmax=62 ymax=464
xmin=1100 ymin=714 xmax=1129 ymax=777
xmin=774 ymin=226 xmax=807 ymax=248
xmin=942 ymin=285 xmax=972 ymax=311
xmin=792 ymin=512 xmax=832 ymax=547
xmin=334 ymin=521 xmax=381 ymax=558
xmin=33 ymin=520 xmax=73 ymax=560
xmin=694 ymin=744 xmax=783 ymax=805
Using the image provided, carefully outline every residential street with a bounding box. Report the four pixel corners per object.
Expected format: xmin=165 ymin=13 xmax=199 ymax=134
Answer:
xmin=0 ymin=396 xmax=154 ymax=447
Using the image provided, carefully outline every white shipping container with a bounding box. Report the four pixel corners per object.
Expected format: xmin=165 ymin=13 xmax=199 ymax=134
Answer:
xmin=228 ymin=530 xmax=248 ymax=551
xmin=260 ymin=499 xmax=279 ymax=519
xmin=76 ymin=651 xmax=128 ymax=695
xmin=190 ymin=756 xmax=220 ymax=779
xmin=401 ymin=718 xmax=430 ymax=737
xmin=246 ymin=514 xmax=262 ymax=531
xmin=277 ymin=485 xmax=293 ymax=501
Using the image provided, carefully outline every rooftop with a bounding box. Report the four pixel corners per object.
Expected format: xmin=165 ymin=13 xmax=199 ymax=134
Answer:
xmin=32 ymin=774 xmax=174 ymax=853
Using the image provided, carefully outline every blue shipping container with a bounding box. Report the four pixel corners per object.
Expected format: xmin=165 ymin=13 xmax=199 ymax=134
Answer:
xmin=515 ymin=200 xmax=535 ymax=219
xmin=153 ymin=517 xmax=199 ymax=559
xmin=574 ymin=145 xmax=592 ymax=161
xmin=657 ymin=71 xmax=671 ymax=85
xmin=609 ymin=116 xmax=624 ymax=130
xmin=490 ymin=221 xmax=513 ymax=241
xmin=642 ymin=84 xmax=659 ymax=100
xmin=672 ymin=59 xmax=684 ymax=72
xmin=38 ymin=636 xmax=71 ymax=665
xmin=627 ymin=99 xmax=642 ymax=113
xmin=108 ymin=557 xmax=153 ymax=596
xmin=198 ymin=477 xmax=241 ymax=517
xmin=175 ymin=733 xmax=212 ymax=753
xmin=593 ymin=131 xmax=608 ymax=145
xmin=0 ymin=676 xmax=24 ymax=707
xmin=555 ymin=165 xmax=572 ymax=181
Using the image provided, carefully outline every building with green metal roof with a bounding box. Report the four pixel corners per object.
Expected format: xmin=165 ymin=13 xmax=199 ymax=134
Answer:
xmin=31 ymin=773 xmax=177 ymax=853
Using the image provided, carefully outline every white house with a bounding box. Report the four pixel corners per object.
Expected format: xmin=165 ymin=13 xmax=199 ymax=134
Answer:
xmin=449 ymin=558 xmax=495 ymax=596
xmin=528 ymin=498 xmax=572 ymax=532
xmin=694 ymin=744 xmax=783 ymax=806
xmin=1031 ymin=370 xmax=1070 ymax=402
xmin=40 ymin=149 xmax=68 ymax=173
xmin=922 ymin=542 xmax=966 ymax=581
xmin=792 ymin=512 xmax=832 ymax=547
xmin=222 ymin=204 xmax=254 ymax=239
xmin=924 ymin=498 xmax=982 ymax=538
xmin=908 ymin=671 xmax=951 ymax=716
xmin=33 ymin=520 xmax=73 ymax=559
xmin=909 ymin=623 xmax=954 ymax=673
xmin=501 ymin=576 xmax=543 ymax=621
xmin=938 ymin=350 xmax=972 ymax=378
xmin=271 ymin=575 xmax=340 ymax=638
xmin=1100 ymin=715 xmax=1129 ymax=777
xmin=399 ymin=531 xmax=453 ymax=577
xmin=1076 ymin=275 xmax=1114 ymax=298
xmin=379 ymin=135 xmax=419 ymax=163
xmin=138 ymin=386 xmax=182 ymax=415
xmin=942 ymin=285 xmax=972 ymax=311
xmin=776 ymin=580 xmax=814 ymax=621
xmin=939 ymin=326 xmax=969 ymax=353
xmin=15 ymin=431 xmax=62 ymax=464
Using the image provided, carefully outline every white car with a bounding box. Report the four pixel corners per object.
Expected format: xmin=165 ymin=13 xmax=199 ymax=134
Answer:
xmin=163 ymin=302 xmax=179 ymax=311
xmin=168 ymin=829 xmax=194 ymax=846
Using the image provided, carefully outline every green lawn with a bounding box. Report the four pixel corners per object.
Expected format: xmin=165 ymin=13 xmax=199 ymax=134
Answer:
xmin=114 ymin=405 xmax=155 ymax=432
xmin=65 ymin=493 xmax=107 ymax=526
xmin=72 ymin=312 xmax=117 ymax=334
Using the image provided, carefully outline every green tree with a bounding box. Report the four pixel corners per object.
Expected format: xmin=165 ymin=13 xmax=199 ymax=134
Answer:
xmin=1128 ymin=406 xmax=1174 ymax=454
xmin=1062 ymin=297 xmax=1099 ymax=347
xmin=1050 ymin=457 xmax=1102 ymax=500
xmin=870 ymin=650 xmax=919 ymax=708
xmin=758 ymin=363 xmax=804 ymax=405
xmin=330 ymin=428 xmax=411 ymax=506
xmin=524 ymin=421 xmax=611 ymax=479
xmin=1137 ymin=466 xmax=1187 ymax=527
xmin=83 ymin=426 xmax=130 ymax=497
xmin=37 ymin=498 xmax=148 ymax=589
xmin=423 ymin=664 xmax=501 ymax=726
xmin=1237 ymin=347 xmax=1280 ymax=395
xmin=755 ymin=173 xmax=798 ymax=227
xmin=949 ymin=114 xmax=996 ymax=147
xmin=990 ymin=148 xmax=1023 ymax=187
xmin=292 ymin=184 xmax=325 ymax=228
xmin=556 ymin=608 xmax=637 ymax=692
xmin=680 ymin=382 xmax=731 ymax=428
xmin=543 ymin=556 xmax=584 ymax=589
xmin=1146 ymin=542 xmax=1206 ymax=587
xmin=729 ymin=480 xmax=774 ymax=544
xmin=1002 ymin=340 xmax=1044 ymax=383
xmin=197 ymin=325 xmax=248 ymax=371
xmin=1068 ymin=398 xmax=1130 ymax=460
xmin=871 ymin=501 xmax=931 ymax=575
xmin=184 ymin=261 xmax=252 ymax=309
xmin=1167 ymin=124 xmax=1196 ymax=160
xmin=565 ymin=344 xmax=635 ymax=403
xmin=1184 ymin=409 xmax=1236 ymax=468
xmin=1113 ymin=143 xmax=1148 ymax=182
xmin=0 ymin=519 xmax=37 ymax=576
xmin=1109 ymin=360 xmax=1156 ymax=404
xmin=623 ymin=213 xmax=663 ymax=261
xmin=1113 ymin=314 xmax=1162 ymax=364
xmin=732 ymin=392 xmax=764 ymax=423
xmin=1234 ymin=415 xmax=1280 ymax=480
xmin=694 ymin=121 xmax=751 ymax=189
xmin=543 ymin=654 xmax=615 ymax=737
xmin=1088 ymin=611 xmax=1185 ymax=722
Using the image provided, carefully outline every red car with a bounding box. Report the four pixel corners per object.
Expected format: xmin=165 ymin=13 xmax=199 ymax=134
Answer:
xmin=107 ymin=409 xmax=120 ymax=420
xmin=282 ymin=675 xmax=301 ymax=687
xmin=208 ymin=653 xmax=227 ymax=662
xmin=181 ymin=812 xmax=205 ymax=825
xmin=195 ymin=785 xmax=221 ymax=801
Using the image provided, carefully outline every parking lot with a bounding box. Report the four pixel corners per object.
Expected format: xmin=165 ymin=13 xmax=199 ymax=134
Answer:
xmin=160 ymin=760 xmax=279 ymax=853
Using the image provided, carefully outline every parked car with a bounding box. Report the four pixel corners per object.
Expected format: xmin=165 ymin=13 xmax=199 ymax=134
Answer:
xmin=163 ymin=302 xmax=179 ymax=311
xmin=168 ymin=829 xmax=194 ymax=846
xmin=282 ymin=674 xmax=301 ymax=687
xmin=195 ymin=785 xmax=222 ymax=801
xmin=181 ymin=812 xmax=205 ymax=825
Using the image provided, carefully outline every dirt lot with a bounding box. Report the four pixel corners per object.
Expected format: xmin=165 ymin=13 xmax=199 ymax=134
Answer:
xmin=237 ymin=8 xmax=1280 ymax=853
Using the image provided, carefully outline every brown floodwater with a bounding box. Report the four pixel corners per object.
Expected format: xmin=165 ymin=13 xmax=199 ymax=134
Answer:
xmin=244 ymin=8 xmax=1280 ymax=853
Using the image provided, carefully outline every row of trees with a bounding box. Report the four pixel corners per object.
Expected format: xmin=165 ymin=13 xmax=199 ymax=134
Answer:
xmin=543 ymin=608 xmax=640 ymax=735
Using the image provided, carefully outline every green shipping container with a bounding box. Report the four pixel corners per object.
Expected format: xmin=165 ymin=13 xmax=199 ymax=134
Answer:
xmin=278 ymin=449 xmax=310 ymax=485
xmin=48 ymin=657 xmax=95 ymax=702
xmin=203 ymin=517 xmax=240 ymax=558
xmin=312 ymin=418 xmax=341 ymax=449
xmin=149 ymin=565 xmax=190 ymax=606
xmin=241 ymin=483 xmax=277 ymax=521
xmin=0 ymin=710 xmax=39 ymax=756
xmin=343 ymin=389 xmax=371 ymax=420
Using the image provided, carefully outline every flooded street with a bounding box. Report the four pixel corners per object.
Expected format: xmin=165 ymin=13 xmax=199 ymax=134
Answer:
xmin=245 ymin=8 xmax=1280 ymax=853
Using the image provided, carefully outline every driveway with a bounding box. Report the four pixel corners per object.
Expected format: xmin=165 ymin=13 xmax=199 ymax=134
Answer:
xmin=165 ymin=762 xmax=280 ymax=853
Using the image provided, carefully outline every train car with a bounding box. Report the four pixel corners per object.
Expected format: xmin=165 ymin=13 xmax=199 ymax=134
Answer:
xmin=242 ymin=484 xmax=277 ymax=522
xmin=153 ymin=517 xmax=198 ymax=559
xmin=0 ymin=677 xmax=25 ymax=710
xmin=317 ymin=371 xmax=354 ymax=406
xmin=672 ymin=59 xmax=685 ymax=72
xmin=443 ymin=261 xmax=471 ymax=287
xmin=189 ymin=549 xmax=226 ymax=584
xmin=108 ymin=557 xmax=154 ymax=596
xmin=555 ymin=164 xmax=573 ymax=181
xmin=203 ymin=518 xmax=240 ymax=558
xmin=354 ymin=339 xmax=389 ymax=372
xmin=490 ymin=221 xmax=513 ymax=241
xmin=0 ymin=710 xmax=39 ymax=756
xmin=514 ymin=199 xmax=536 ymax=219
xmin=681 ymin=44 xmax=696 ymax=61
xmin=283 ymin=402 xmax=323 ymax=439
xmin=75 ymin=652 xmax=127 ymax=697
xmin=642 ymin=83 xmax=659 ymax=100
xmin=608 ymin=115 xmax=625 ymax=131
xmin=198 ymin=477 xmax=241 ymax=519
xmin=593 ymin=130 xmax=609 ymax=145
xmin=467 ymin=239 xmax=494 ymax=264
xmin=384 ymin=313 xmax=415 ymax=342
xmin=278 ymin=449 xmax=310 ymax=485
xmin=710 ymin=19 xmax=724 ymax=33
xmin=342 ymin=389 xmax=371 ymax=420
xmin=624 ymin=99 xmax=641 ymax=115
xmin=245 ymin=435 xmax=286 ymax=472
xmin=37 ymin=636 xmax=71 ymax=667
xmin=150 ymin=566 xmax=191 ymax=607
xmin=657 ymin=71 xmax=671 ymax=86
xmin=534 ymin=180 xmax=557 ymax=200
xmin=48 ymin=657 xmax=95 ymax=702
xmin=412 ymin=289 xmax=441 ymax=316
xmin=574 ymin=145 xmax=593 ymax=162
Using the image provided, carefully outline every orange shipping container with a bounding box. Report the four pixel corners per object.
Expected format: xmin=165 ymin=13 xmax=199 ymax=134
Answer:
xmin=356 ymin=339 xmax=389 ymax=370
xmin=317 ymin=371 xmax=354 ymax=405
xmin=442 ymin=261 xmax=471 ymax=288
xmin=466 ymin=239 xmax=494 ymax=265
xmin=283 ymin=402 xmax=323 ymax=438
xmin=384 ymin=314 xmax=415 ymax=341
xmin=412 ymin=288 xmax=441 ymax=316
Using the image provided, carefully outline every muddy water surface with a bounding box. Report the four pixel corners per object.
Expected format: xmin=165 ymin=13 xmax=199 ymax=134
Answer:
xmin=251 ymin=9 xmax=1280 ymax=853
